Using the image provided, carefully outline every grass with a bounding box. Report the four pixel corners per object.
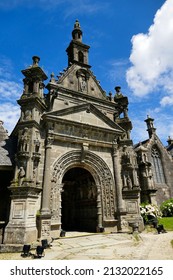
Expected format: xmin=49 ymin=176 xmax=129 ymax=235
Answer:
xmin=158 ymin=217 xmax=173 ymax=231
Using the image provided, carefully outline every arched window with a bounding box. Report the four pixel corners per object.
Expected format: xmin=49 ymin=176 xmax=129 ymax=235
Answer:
xmin=151 ymin=146 xmax=165 ymax=184
xmin=78 ymin=51 xmax=84 ymax=63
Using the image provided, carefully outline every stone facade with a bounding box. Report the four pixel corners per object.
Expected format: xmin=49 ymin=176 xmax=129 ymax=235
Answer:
xmin=1 ymin=20 xmax=173 ymax=245
xmin=135 ymin=116 xmax=173 ymax=205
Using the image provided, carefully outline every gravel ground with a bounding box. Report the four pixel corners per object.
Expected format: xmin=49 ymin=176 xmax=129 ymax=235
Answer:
xmin=0 ymin=230 xmax=173 ymax=260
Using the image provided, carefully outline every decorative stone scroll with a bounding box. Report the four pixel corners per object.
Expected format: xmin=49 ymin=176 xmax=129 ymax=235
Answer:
xmin=41 ymin=220 xmax=51 ymax=237
xmin=51 ymin=150 xmax=115 ymax=222
xmin=50 ymin=184 xmax=62 ymax=223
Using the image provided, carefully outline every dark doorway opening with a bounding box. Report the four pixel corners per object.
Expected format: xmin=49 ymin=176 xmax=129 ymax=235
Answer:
xmin=61 ymin=167 xmax=97 ymax=232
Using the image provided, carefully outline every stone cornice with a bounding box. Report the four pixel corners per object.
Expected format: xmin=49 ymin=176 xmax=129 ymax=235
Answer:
xmin=43 ymin=103 xmax=124 ymax=133
xmin=17 ymin=95 xmax=47 ymax=111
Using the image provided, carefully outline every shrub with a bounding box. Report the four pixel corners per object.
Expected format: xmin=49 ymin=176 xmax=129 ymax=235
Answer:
xmin=140 ymin=203 xmax=162 ymax=224
xmin=160 ymin=198 xmax=173 ymax=217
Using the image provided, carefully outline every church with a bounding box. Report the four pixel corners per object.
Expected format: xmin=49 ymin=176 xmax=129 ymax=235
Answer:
xmin=0 ymin=20 xmax=173 ymax=245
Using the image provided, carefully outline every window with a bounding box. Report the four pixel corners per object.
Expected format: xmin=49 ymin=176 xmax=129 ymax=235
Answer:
xmin=151 ymin=146 xmax=165 ymax=184
xmin=78 ymin=51 xmax=84 ymax=63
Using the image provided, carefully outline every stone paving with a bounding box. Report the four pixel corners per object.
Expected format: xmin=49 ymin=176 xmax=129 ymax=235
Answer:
xmin=0 ymin=231 xmax=173 ymax=260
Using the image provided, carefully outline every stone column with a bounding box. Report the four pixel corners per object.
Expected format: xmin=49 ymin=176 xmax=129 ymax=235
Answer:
xmin=37 ymin=135 xmax=54 ymax=240
xmin=41 ymin=135 xmax=53 ymax=215
xmin=59 ymin=184 xmax=64 ymax=228
xmin=133 ymin=168 xmax=139 ymax=187
xmin=112 ymin=139 xmax=124 ymax=230
xmin=25 ymin=156 xmax=31 ymax=180
xmin=96 ymin=185 xmax=103 ymax=231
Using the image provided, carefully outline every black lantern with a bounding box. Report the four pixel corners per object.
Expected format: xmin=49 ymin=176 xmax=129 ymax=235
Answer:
xmin=21 ymin=244 xmax=31 ymax=257
xmin=35 ymin=245 xmax=45 ymax=258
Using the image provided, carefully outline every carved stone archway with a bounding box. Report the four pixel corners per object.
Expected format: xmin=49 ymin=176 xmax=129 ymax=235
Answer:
xmin=50 ymin=150 xmax=115 ymax=231
xmin=61 ymin=167 xmax=97 ymax=232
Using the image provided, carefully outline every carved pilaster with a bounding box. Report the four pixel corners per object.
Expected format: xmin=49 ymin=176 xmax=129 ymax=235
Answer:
xmin=50 ymin=183 xmax=64 ymax=226
xmin=112 ymin=139 xmax=124 ymax=212
xmin=97 ymin=185 xmax=102 ymax=229
xmin=112 ymin=139 xmax=126 ymax=231
xmin=41 ymin=135 xmax=54 ymax=215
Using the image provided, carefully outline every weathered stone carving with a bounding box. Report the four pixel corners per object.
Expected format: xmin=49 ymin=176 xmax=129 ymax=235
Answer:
xmin=18 ymin=128 xmax=30 ymax=152
xmin=80 ymin=76 xmax=87 ymax=92
xmin=18 ymin=166 xmax=25 ymax=186
xmin=41 ymin=220 xmax=51 ymax=237
xmin=50 ymin=184 xmax=61 ymax=222
xmin=51 ymin=150 xmax=115 ymax=222
xmin=126 ymin=174 xmax=133 ymax=190
xmin=24 ymin=109 xmax=32 ymax=120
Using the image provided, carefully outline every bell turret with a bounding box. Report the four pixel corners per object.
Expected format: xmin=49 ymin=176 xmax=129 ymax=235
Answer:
xmin=66 ymin=20 xmax=90 ymax=67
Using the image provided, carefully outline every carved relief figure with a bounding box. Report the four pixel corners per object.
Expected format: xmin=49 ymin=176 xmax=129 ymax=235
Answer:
xmin=18 ymin=167 xmax=25 ymax=186
xmin=126 ymin=175 xmax=133 ymax=189
xmin=34 ymin=138 xmax=40 ymax=153
xmin=80 ymin=76 xmax=87 ymax=92
xmin=24 ymin=110 xmax=32 ymax=120
xmin=122 ymin=145 xmax=131 ymax=165
xmin=19 ymin=128 xmax=29 ymax=152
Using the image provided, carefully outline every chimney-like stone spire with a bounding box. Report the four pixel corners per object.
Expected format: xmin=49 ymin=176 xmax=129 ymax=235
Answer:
xmin=144 ymin=115 xmax=156 ymax=138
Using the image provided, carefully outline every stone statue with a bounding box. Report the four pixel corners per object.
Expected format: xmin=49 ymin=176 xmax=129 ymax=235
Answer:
xmin=114 ymin=86 xmax=123 ymax=99
xmin=126 ymin=175 xmax=132 ymax=189
xmin=80 ymin=77 xmax=86 ymax=92
xmin=18 ymin=167 xmax=25 ymax=186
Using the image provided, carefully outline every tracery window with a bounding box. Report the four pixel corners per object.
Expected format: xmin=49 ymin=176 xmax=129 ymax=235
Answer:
xmin=151 ymin=146 xmax=165 ymax=184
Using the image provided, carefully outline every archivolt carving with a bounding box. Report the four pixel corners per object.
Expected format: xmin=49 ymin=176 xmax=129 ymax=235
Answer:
xmin=50 ymin=150 xmax=115 ymax=221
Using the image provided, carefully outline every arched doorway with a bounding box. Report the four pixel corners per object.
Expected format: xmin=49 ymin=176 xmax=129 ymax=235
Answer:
xmin=61 ymin=167 xmax=97 ymax=232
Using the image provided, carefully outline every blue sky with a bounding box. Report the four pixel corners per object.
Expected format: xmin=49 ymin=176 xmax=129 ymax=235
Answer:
xmin=0 ymin=0 xmax=172 ymax=145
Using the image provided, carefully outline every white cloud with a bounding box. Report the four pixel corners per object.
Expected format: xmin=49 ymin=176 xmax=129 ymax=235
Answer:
xmin=131 ymin=117 xmax=148 ymax=144
xmin=151 ymin=113 xmax=173 ymax=142
xmin=0 ymin=79 xmax=22 ymax=100
xmin=0 ymin=57 xmax=22 ymax=133
xmin=126 ymin=0 xmax=173 ymax=98
xmin=0 ymin=103 xmax=20 ymax=134
xmin=160 ymin=95 xmax=173 ymax=106
xmin=0 ymin=56 xmax=22 ymax=99
xmin=130 ymin=109 xmax=173 ymax=145
xmin=107 ymin=59 xmax=129 ymax=81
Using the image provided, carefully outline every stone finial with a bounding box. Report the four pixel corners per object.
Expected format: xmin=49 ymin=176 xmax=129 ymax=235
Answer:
xmin=144 ymin=115 xmax=156 ymax=138
xmin=50 ymin=72 xmax=56 ymax=83
xmin=72 ymin=19 xmax=82 ymax=41
xmin=32 ymin=56 xmax=40 ymax=66
xmin=74 ymin=19 xmax=81 ymax=29
xmin=167 ymin=136 xmax=173 ymax=145
xmin=108 ymin=91 xmax=113 ymax=101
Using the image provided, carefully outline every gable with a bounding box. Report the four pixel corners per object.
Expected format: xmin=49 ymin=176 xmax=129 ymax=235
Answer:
xmin=56 ymin=64 xmax=106 ymax=100
xmin=44 ymin=103 xmax=124 ymax=133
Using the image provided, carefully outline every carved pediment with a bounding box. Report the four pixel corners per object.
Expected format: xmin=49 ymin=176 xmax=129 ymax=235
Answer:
xmin=45 ymin=103 xmax=124 ymax=134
